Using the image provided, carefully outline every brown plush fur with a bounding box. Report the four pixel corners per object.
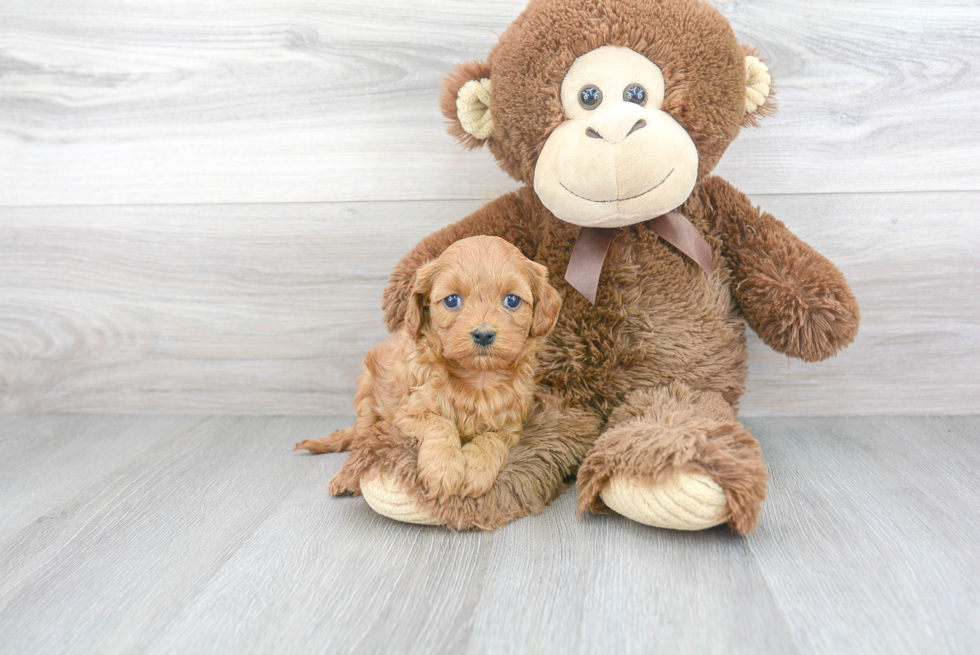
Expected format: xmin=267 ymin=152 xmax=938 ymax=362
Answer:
xmin=330 ymin=0 xmax=860 ymax=534
xmin=296 ymin=236 xmax=561 ymax=500
xmin=330 ymin=390 xmax=600 ymax=531
xmin=700 ymin=177 xmax=860 ymax=361
xmin=576 ymin=382 xmax=768 ymax=533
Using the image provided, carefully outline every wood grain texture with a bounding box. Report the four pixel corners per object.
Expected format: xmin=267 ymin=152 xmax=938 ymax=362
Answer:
xmin=0 ymin=415 xmax=977 ymax=653
xmin=1 ymin=0 xmax=978 ymax=206
xmin=746 ymin=416 xmax=980 ymax=653
xmin=0 ymin=415 xmax=205 ymax=542
xmin=465 ymin=503 xmax=798 ymax=654
xmin=0 ymin=415 xmax=353 ymax=654
xmin=1 ymin=192 xmax=977 ymax=416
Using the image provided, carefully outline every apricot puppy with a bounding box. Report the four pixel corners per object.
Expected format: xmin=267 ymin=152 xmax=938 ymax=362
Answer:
xmin=295 ymin=236 xmax=561 ymax=499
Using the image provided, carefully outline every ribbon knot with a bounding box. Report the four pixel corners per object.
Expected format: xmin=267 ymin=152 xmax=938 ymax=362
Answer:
xmin=563 ymin=210 xmax=713 ymax=304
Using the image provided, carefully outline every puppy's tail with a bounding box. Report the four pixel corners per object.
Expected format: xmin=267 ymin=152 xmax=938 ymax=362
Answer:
xmin=294 ymin=427 xmax=357 ymax=454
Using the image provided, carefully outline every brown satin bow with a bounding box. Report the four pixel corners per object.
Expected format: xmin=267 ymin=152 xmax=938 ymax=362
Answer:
xmin=564 ymin=210 xmax=713 ymax=304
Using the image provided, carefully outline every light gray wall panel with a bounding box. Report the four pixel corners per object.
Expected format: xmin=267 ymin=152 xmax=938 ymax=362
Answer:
xmin=1 ymin=192 xmax=975 ymax=415
xmin=0 ymin=0 xmax=977 ymax=206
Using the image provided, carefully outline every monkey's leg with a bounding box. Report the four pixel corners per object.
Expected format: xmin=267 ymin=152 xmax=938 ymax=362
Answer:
xmin=353 ymin=391 xmax=600 ymax=530
xmin=576 ymin=382 xmax=768 ymax=534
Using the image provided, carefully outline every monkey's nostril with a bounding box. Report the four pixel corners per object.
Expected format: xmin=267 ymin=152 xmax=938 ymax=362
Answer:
xmin=471 ymin=328 xmax=496 ymax=347
xmin=585 ymin=126 xmax=602 ymax=139
xmin=626 ymin=119 xmax=647 ymax=137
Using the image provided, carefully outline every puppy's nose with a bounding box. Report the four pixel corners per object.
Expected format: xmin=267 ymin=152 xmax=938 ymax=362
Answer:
xmin=471 ymin=327 xmax=496 ymax=347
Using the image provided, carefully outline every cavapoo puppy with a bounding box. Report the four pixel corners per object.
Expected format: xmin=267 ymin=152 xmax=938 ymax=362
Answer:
xmin=295 ymin=236 xmax=561 ymax=499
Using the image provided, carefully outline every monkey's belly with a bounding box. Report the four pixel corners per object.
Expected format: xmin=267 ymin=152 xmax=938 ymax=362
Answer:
xmin=538 ymin=254 xmax=747 ymax=418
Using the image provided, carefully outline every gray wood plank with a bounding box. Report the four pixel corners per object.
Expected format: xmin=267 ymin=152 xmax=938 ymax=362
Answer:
xmin=1 ymin=192 xmax=976 ymax=416
xmin=464 ymin=493 xmax=798 ymax=655
xmin=144 ymin=456 xmax=493 ymax=655
xmin=0 ymin=0 xmax=977 ymax=206
xmin=146 ymin=488 xmax=799 ymax=655
xmin=0 ymin=200 xmax=460 ymax=415
xmin=0 ymin=415 xmax=351 ymax=654
xmin=0 ymin=414 xmax=204 ymax=539
xmin=744 ymin=416 xmax=980 ymax=653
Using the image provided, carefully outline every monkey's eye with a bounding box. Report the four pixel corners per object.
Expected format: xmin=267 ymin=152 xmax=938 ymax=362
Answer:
xmin=578 ymin=85 xmax=602 ymax=110
xmin=623 ymin=84 xmax=647 ymax=105
xmin=503 ymin=294 xmax=523 ymax=310
xmin=443 ymin=294 xmax=461 ymax=310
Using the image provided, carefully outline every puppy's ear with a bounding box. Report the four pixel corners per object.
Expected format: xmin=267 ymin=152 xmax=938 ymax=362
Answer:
xmin=404 ymin=259 xmax=441 ymax=337
xmin=526 ymin=261 xmax=562 ymax=338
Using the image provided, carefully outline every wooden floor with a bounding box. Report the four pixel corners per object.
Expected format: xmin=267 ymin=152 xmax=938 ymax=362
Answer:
xmin=1 ymin=415 xmax=977 ymax=654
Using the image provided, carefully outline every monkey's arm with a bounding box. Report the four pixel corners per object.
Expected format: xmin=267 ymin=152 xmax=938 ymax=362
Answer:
xmin=382 ymin=189 xmax=540 ymax=332
xmin=701 ymin=176 xmax=860 ymax=362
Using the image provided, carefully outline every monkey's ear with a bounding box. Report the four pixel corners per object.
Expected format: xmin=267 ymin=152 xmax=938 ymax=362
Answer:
xmin=741 ymin=46 xmax=776 ymax=128
xmin=404 ymin=259 xmax=441 ymax=337
xmin=440 ymin=60 xmax=493 ymax=148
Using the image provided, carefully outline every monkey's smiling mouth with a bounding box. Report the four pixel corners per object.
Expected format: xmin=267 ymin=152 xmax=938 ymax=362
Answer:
xmin=559 ymin=168 xmax=674 ymax=204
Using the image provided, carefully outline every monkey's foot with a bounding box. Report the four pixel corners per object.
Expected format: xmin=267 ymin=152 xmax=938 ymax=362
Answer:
xmin=600 ymin=472 xmax=730 ymax=530
xmin=360 ymin=473 xmax=441 ymax=526
xmin=349 ymin=392 xmax=599 ymax=531
xmin=576 ymin=384 xmax=768 ymax=534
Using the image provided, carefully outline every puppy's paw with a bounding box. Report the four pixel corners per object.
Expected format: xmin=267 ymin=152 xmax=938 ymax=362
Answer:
xmin=328 ymin=470 xmax=357 ymax=496
xmin=417 ymin=445 xmax=466 ymax=501
xmin=461 ymin=442 xmax=499 ymax=498
xmin=461 ymin=473 xmax=495 ymax=498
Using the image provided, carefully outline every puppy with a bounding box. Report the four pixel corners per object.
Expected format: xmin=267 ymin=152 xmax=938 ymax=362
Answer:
xmin=295 ymin=236 xmax=562 ymax=499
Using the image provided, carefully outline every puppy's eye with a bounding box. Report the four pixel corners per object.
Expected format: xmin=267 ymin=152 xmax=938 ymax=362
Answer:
xmin=623 ymin=84 xmax=647 ymax=105
xmin=578 ymin=85 xmax=602 ymax=110
xmin=442 ymin=294 xmax=461 ymax=310
xmin=503 ymin=294 xmax=522 ymax=310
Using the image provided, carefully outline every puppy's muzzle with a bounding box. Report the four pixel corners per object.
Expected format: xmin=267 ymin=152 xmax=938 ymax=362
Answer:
xmin=471 ymin=326 xmax=496 ymax=347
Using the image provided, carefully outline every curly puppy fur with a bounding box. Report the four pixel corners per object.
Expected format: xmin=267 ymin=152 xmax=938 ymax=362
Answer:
xmin=296 ymin=236 xmax=561 ymax=500
xmin=329 ymin=391 xmax=600 ymax=531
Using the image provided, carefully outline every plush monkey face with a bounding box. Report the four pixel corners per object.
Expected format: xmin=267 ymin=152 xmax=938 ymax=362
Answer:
xmin=533 ymin=46 xmax=699 ymax=228
xmin=440 ymin=0 xmax=774 ymax=228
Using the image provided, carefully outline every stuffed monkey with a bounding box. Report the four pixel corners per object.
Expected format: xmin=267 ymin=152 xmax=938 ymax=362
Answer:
xmin=327 ymin=0 xmax=859 ymax=534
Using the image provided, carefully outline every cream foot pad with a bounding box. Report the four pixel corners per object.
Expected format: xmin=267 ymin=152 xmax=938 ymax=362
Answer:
xmin=360 ymin=473 xmax=440 ymax=526
xmin=600 ymin=472 xmax=730 ymax=530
